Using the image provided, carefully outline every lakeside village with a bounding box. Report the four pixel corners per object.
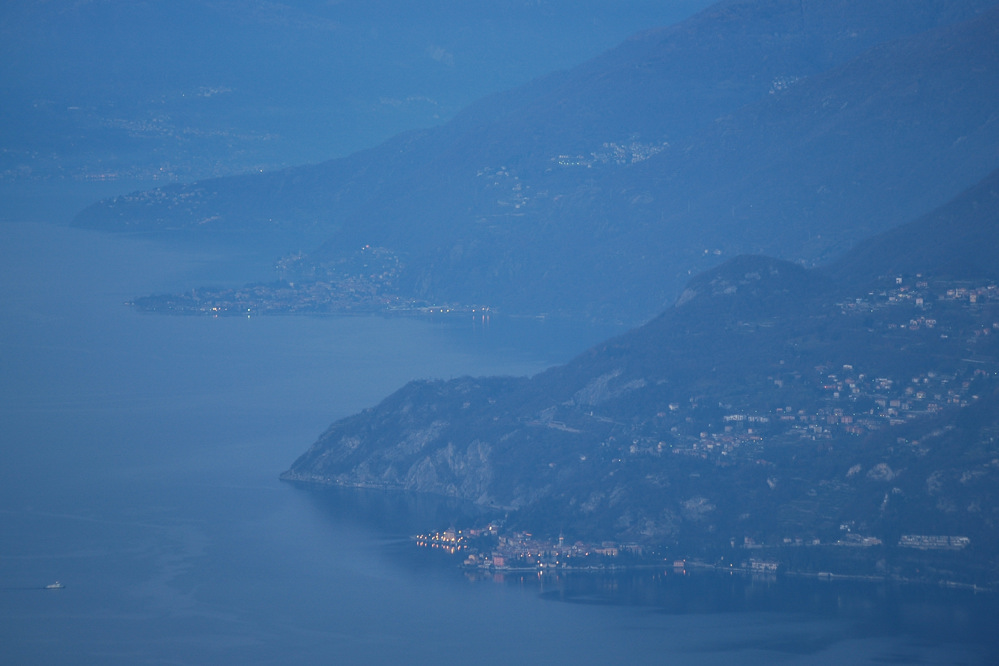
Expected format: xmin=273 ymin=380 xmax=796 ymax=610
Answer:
xmin=415 ymin=524 xmax=676 ymax=575
xmin=130 ymin=244 xmax=492 ymax=317
xmin=414 ymin=524 xmax=972 ymax=578
xmin=414 ymin=275 xmax=992 ymax=578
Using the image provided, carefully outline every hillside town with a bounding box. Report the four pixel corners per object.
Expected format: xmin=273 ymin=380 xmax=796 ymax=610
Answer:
xmin=623 ymin=275 xmax=998 ymax=464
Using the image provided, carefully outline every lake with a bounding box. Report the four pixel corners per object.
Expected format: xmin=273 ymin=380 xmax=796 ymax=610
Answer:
xmin=1 ymin=203 xmax=997 ymax=664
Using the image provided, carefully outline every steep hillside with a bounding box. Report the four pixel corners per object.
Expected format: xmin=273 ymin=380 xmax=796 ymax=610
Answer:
xmin=284 ymin=169 xmax=999 ymax=583
xmin=75 ymin=0 xmax=999 ymax=321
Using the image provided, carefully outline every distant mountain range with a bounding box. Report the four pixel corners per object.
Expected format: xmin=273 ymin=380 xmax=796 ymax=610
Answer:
xmin=283 ymin=166 xmax=999 ymax=585
xmin=5 ymin=1 xmax=713 ymax=183
xmin=74 ymin=0 xmax=999 ymax=322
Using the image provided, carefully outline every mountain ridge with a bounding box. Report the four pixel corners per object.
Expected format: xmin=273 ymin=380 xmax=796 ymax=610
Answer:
xmin=74 ymin=0 xmax=999 ymax=322
xmin=282 ymin=167 xmax=999 ymax=583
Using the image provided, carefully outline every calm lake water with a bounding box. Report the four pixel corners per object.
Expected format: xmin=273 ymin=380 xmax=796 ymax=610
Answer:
xmin=1 ymin=208 xmax=997 ymax=664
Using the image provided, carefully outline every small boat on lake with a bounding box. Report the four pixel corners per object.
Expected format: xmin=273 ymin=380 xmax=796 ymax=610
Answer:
xmin=45 ymin=581 xmax=64 ymax=590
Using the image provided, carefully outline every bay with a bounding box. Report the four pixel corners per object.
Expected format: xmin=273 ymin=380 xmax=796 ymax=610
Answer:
xmin=1 ymin=211 xmax=997 ymax=664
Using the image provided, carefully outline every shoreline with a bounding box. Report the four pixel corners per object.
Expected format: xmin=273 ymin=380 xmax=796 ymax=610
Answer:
xmin=457 ymin=558 xmax=997 ymax=593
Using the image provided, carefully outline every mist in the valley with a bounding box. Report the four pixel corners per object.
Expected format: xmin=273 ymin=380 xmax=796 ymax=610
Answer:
xmin=2 ymin=2 xmax=999 ymax=664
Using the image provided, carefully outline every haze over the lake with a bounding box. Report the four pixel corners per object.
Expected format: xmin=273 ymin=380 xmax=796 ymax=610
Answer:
xmin=2 ymin=1 xmax=999 ymax=664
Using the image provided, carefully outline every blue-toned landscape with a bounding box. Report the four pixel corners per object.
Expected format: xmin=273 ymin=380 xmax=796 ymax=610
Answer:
xmin=3 ymin=2 xmax=999 ymax=663
xmin=3 ymin=218 xmax=997 ymax=663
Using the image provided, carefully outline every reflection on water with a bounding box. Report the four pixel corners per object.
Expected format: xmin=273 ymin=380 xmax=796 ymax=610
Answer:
xmin=1 ymin=217 xmax=998 ymax=664
xmin=297 ymin=484 xmax=490 ymax=539
xmin=301 ymin=482 xmax=999 ymax=664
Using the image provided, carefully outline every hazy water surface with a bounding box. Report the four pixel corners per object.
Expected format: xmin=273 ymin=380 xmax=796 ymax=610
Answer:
xmin=1 ymin=218 xmax=997 ymax=664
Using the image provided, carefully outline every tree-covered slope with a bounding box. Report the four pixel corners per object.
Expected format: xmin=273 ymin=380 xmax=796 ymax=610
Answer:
xmin=284 ymin=168 xmax=999 ymax=582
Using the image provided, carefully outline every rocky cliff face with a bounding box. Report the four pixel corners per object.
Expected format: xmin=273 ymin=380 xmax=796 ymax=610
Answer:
xmin=283 ymin=377 xmax=528 ymax=507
